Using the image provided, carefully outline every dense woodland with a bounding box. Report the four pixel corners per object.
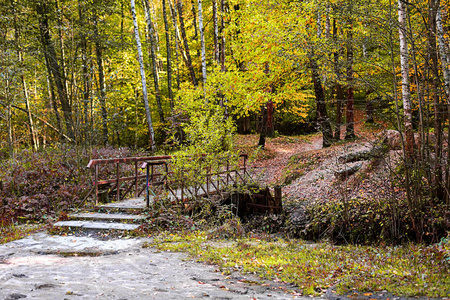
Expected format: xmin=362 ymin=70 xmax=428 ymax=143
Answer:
xmin=1 ymin=0 xmax=450 ymax=243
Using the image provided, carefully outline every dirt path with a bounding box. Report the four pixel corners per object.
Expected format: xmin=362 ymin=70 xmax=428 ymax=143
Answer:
xmin=0 ymin=233 xmax=320 ymax=300
xmin=247 ymin=128 xmax=375 ymax=204
xmin=248 ymin=135 xmax=323 ymax=186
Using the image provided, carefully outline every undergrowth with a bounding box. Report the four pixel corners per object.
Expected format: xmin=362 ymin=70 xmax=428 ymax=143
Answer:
xmin=0 ymin=222 xmax=45 ymax=244
xmin=0 ymin=146 xmax=144 ymax=225
xmin=148 ymin=231 xmax=450 ymax=297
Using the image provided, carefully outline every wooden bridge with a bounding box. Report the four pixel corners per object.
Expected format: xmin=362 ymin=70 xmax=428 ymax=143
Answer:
xmin=52 ymin=153 xmax=282 ymax=233
xmin=85 ymin=153 xmax=250 ymax=208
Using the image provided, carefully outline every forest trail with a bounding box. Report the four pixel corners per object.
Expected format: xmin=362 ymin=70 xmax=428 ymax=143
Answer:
xmin=247 ymin=109 xmax=386 ymax=204
xmin=249 ymin=134 xmax=323 ymax=185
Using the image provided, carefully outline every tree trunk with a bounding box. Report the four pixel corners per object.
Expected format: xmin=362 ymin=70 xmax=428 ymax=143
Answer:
xmin=55 ymin=0 xmax=69 ymax=102
xmin=345 ymin=16 xmax=355 ymax=140
xmin=258 ymin=104 xmax=267 ymax=148
xmin=398 ymin=0 xmax=415 ymax=159
xmin=162 ymin=0 xmax=174 ymax=114
xmin=36 ymin=2 xmax=74 ymax=140
xmin=198 ymin=0 xmax=207 ymax=88
xmin=191 ymin=0 xmax=198 ymax=40
xmin=93 ymin=7 xmax=108 ymax=145
xmin=131 ymin=0 xmax=157 ymax=151
xmin=428 ymin=0 xmax=444 ymax=200
xmin=168 ymin=0 xmax=181 ymax=91
xmin=14 ymin=17 xmax=38 ymax=150
xmin=437 ymin=6 xmax=450 ymax=204
xmin=45 ymin=72 xmax=63 ymax=138
xmin=5 ymin=76 xmax=13 ymax=157
xmin=437 ymin=7 xmax=450 ymax=101
xmin=177 ymin=0 xmax=198 ymax=86
xmin=220 ymin=0 xmax=226 ymax=71
xmin=406 ymin=4 xmax=425 ymax=160
xmin=310 ymin=56 xmax=333 ymax=148
xmin=333 ymin=18 xmax=343 ymax=141
xmin=78 ymin=0 xmax=91 ymax=145
xmin=143 ymin=0 xmax=165 ymax=123
xmin=213 ymin=0 xmax=219 ymax=64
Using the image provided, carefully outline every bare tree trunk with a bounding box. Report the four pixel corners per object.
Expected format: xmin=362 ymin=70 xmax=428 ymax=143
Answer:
xmin=162 ymin=0 xmax=174 ymax=114
xmin=79 ymin=0 xmax=91 ymax=145
xmin=93 ymin=5 xmax=108 ymax=145
xmin=168 ymin=0 xmax=181 ymax=90
xmin=143 ymin=0 xmax=165 ymax=123
xmin=437 ymin=7 xmax=450 ymax=101
xmin=345 ymin=15 xmax=355 ymax=140
xmin=398 ymin=0 xmax=415 ymax=159
xmin=177 ymin=0 xmax=198 ymax=86
xmin=213 ymin=0 xmax=219 ymax=64
xmin=220 ymin=0 xmax=226 ymax=71
xmin=310 ymin=55 xmax=333 ymax=148
xmin=45 ymin=72 xmax=63 ymax=137
xmin=14 ymin=17 xmax=38 ymax=150
xmin=407 ymin=5 xmax=425 ymax=159
xmin=390 ymin=0 xmax=419 ymax=242
xmin=55 ymin=0 xmax=69 ymax=101
xmin=36 ymin=2 xmax=74 ymax=140
xmin=333 ymin=18 xmax=343 ymax=141
xmin=437 ymin=6 xmax=450 ymax=204
xmin=198 ymin=0 xmax=207 ymax=88
xmin=131 ymin=0 xmax=156 ymax=151
xmin=258 ymin=104 xmax=267 ymax=148
xmin=191 ymin=0 xmax=198 ymax=40
xmin=5 ymin=76 xmax=13 ymax=156
xmin=427 ymin=0 xmax=444 ymax=200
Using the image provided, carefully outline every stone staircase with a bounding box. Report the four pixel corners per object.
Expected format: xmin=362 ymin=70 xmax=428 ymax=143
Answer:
xmin=52 ymin=197 xmax=148 ymax=234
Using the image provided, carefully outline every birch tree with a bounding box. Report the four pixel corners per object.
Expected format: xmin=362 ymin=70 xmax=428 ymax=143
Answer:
xmin=162 ymin=0 xmax=174 ymax=114
xmin=398 ymin=0 xmax=415 ymax=158
xmin=198 ymin=0 xmax=207 ymax=87
xmin=143 ymin=0 xmax=165 ymax=123
xmin=131 ymin=0 xmax=156 ymax=151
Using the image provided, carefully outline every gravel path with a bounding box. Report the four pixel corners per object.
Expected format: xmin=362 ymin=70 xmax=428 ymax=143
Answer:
xmin=0 ymin=233 xmax=322 ymax=300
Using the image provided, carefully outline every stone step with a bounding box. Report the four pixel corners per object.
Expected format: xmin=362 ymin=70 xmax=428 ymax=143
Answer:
xmin=68 ymin=212 xmax=146 ymax=223
xmin=95 ymin=197 xmax=148 ymax=213
xmin=53 ymin=220 xmax=141 ymax=231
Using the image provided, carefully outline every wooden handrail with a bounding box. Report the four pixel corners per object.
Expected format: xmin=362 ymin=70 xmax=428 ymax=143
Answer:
xmin=86 ymin=153 xmax=249 ymax=206
xmin=87 ymin=155 xmax=172 ymax=168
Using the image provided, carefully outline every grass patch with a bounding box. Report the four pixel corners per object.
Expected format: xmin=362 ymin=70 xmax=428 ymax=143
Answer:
xmin=148 ymin=231 xmax=450 ymax=297
xmin=0 ymin=222 xmax=45 ymax=244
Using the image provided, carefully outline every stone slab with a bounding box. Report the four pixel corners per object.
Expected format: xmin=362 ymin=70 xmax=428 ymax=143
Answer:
xmin=69 ymin=212 xmax=146 ymax=222
xmin=53 ymin=221 xmax=140 ymax=231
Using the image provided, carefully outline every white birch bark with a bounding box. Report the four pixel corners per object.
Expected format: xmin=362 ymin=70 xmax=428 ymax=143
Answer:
xmin=398 ymin=0 xmax=415 ymax=156
xmin=437 ymin=7 xmax=450 ymax=102
xmin=198 ymin=0 xmax=207 ymax=87
xmin=213 ymin=0 xmax=219 ymax=64
xmin=131 ymin=0 xmax=156 ymax=151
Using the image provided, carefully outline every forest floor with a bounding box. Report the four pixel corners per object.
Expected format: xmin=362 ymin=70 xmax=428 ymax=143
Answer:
xmin=241 ymin=109 xmax=399 ymax=208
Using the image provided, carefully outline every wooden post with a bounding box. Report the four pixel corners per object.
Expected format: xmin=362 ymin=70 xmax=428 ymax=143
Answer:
xmin=134 ymin=161 xmax=138 ymax=198
xmin=274 ymin=185 xmax=282 ymax=212
xmin=146 ymin=164 xmax=150 ymax=207
xmin=116 ymin=163 xmax=120 ymax=202
xmin=94 ymin=165 xmax=99 ymax=206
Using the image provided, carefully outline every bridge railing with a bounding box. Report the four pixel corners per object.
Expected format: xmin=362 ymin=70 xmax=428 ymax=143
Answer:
xmin=142 ymin=153 xmax=249 ymax=207
xmin=86 ymin=155 xmax=171 ymax=205
xmin=86 ymin=153 xmax=249 ymax=207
